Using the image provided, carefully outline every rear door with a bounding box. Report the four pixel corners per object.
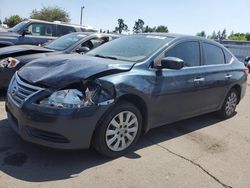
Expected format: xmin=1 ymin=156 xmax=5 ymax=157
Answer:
xmin=198 ymin=42 xmax=233 ymax=112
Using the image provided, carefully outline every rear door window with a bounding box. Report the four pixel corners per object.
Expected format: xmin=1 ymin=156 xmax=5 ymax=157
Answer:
xmin=165 ymin=41 xmax=200 ymax=67
xmin=203 ymin=43 xmax=225 ymax=65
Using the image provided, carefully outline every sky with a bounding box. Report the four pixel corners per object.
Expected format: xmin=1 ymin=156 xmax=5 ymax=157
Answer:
xmin=0 ymin=0 xmax=249 ymax=35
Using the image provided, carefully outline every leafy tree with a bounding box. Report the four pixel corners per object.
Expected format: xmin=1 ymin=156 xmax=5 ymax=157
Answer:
xmin=4 ymin=15 xmax=23 ymax=28
xmin=208 ymin=31 xmax=218 ymax=40
xmin=154 ymin=25 xmax=168 ymax=33
xmin=133 ymin=19 xmax=144 ymax=33
xmin=196 ymin=31 xmax=206 ymax=38
xmin=0 ymin=20 xmax=2 ymax=25
xmin=246 ymin=33 xmax=250 ymax=41
xmin=144 ymin=25 xmax=155 ymax=33
xmin=221 ymin=29 xmax=227 ymax=40
xmin=30 ymin=6 xmax=70 ymax=23
xmin=217 ymin=30 xmax=221 ymax=40
xmin=115 ymin=19 xmax=128 ymax=34
xmin=228 ymin=33 xmax=247 ymax=41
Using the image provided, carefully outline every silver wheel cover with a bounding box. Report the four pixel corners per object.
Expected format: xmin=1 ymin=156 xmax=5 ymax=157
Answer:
xmin=105 ymin=111 xmax=139 ymax=152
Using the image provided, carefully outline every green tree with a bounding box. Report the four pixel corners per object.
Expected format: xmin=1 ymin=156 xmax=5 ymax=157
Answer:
xmin=228 ymin=33 xmax=247 ymax=41
xmin=30 ymin=6 xmax=70 ymax=22
xmin=144 ymin=25 xmax=155 ymax=33
xmin=4 ymin=15 xmax=23 ymax=28
xmin=115 ymin=19 xmax=128 ymax=34
xmin=208 ymin=31 xmax=218 ymax=40
xmin=196 ymin=31 xmax=206 ymax=38
xmin=221 ymin=29 xmax=227 ymax=40
xmin=0 ymin=20 xmax=2 ymax=25
xmin=133 ymin=19 xmax=144 ymax=33
xmin=246 ymin=33 xmax=250 ymax=41
xmin=154 ymin=25 xmax=168 ymax=33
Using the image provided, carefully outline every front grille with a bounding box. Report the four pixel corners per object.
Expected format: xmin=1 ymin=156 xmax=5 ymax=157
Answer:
xmin=26 ymin=126 xmax=70 ymax=143
xmin=8 ymin=74 xmax=43 ymax=107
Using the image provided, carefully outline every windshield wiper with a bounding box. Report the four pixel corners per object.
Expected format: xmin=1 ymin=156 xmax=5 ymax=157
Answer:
xmin=94 ymin=54 xmax=117 ymax=60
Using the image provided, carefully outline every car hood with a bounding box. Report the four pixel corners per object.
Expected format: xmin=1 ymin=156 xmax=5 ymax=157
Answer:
xmin=18 ymin=54 xmax=135 ymax=88
xmin=0 ymin=45 xmax=55 ymax=59
xmin=0 ymin=31 xmax=19 ymax=38
xmin=16 ymin=51 xmax=63 ymax=64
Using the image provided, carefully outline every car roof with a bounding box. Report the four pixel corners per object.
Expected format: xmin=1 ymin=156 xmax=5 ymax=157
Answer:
xmin=137 ymin=33 xmax=225 ymax=48
xmin=69 ymin=32 xmax=121 ymax=38
xmin=25 ymin=19 xmax=94 ymax=30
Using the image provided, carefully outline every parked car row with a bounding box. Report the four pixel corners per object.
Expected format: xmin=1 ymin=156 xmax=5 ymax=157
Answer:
xmin=0 ymin=29 xmax=248 ymax=157
xmin=0 ymin=19 xmax=97 ymax=47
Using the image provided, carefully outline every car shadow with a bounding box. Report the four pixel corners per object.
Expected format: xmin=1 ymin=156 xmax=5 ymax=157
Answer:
xmin=0 ymin=112 xmax=231 ymax=182
xmin=0 ymin=90 xmax=6 ymax=102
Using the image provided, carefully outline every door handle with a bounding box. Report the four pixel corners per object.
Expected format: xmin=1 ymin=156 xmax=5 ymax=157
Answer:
xmin=225 ymin=74 xmax=232 ymax=78
xmin=194 ymin=77 xmax=205 ymax=82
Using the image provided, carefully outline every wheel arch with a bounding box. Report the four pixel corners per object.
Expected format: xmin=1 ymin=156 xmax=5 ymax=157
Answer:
xmin=116 ymin=94 xmax=149 ymax=133
xmin=231 ymin=84 xmax=241 ymax=104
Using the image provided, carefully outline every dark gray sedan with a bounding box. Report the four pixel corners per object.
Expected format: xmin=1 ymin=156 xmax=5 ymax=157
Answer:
xmin=0 ymin=32 xmax=119 ymax=89
xmin=6 ymin=33 xmax=248 ymax=157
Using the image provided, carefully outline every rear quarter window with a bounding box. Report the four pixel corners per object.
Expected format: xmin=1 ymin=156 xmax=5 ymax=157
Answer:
xmin=224 ymin=50 xmax=234 ymax=64
xmin=203 ymin=43 xmax=225 ymax=65
xmin=56 ymin=25 xmax=76 ymax=36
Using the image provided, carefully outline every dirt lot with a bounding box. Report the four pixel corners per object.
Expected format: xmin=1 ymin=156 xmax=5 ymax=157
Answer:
xmin=0 ymin=80 xmax=250 ymax=188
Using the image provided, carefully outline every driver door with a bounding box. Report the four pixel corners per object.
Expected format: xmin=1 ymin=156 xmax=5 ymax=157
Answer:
xmin=150 ymin=40 xmax=203 ymax=127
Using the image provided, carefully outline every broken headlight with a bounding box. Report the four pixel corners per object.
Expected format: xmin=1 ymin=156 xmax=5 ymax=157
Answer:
xmin=39 ymin=84 xmax=114 ymax=109
xmin=0 ymin=57 xmax=20 ymax=68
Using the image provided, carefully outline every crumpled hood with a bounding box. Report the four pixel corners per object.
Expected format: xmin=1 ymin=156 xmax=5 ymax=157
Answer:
xmin=0 ymin=45 xmax=54 ymax=59
xmin=18 ymin=54 xmax=135 ymax=88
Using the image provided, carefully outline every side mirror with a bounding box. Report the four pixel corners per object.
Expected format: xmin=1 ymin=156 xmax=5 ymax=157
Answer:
xmin=22 ymin=28 xmax=31 ymax=36
xmin=76 ymin=47 xmax=90 ymax=54
xmin=160 ymin=57 xmax=184 ymax=70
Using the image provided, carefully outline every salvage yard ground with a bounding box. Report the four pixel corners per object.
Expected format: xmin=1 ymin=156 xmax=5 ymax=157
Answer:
xmin=0 ymin=80 xmax=250 ymax=188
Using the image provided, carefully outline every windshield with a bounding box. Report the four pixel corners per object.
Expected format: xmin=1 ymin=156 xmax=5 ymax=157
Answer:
xmin=45 ymin=33 xmax=87 ymax=51
xmin=9 ymin=21 xmax=29 ymax=33
xmin=87 ymin=35 xmax=173 ymax=62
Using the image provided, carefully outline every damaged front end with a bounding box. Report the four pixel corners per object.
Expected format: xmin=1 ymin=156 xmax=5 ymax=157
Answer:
xmin=39 ymin=80 xmax=115 ymax=109
xmin=0 ymin=57 xmax=20 ymax=68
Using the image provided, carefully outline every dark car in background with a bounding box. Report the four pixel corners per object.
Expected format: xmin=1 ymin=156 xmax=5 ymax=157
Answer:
xmin=0 ymin=32 xmax=119 ymax=89
xmin=0 ymin=19 xmax=96 ymax=47
xmin=6 ymin=34 xmax=248 ymax=157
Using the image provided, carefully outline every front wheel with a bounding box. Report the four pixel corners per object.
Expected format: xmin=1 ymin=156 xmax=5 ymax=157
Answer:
xmin=218 ymin=89 xmax=239 ymax=119
xmin=93 ymin=102 xmax=142 ymax=158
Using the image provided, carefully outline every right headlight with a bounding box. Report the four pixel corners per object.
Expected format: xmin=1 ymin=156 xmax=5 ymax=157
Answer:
xmin=40 ymin=89 xmax=94 ymax=109
xmin=0 ymin=57 xmax=20 ymax=68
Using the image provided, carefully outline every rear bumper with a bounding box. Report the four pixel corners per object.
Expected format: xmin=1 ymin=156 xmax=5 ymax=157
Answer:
xmin=6 ymin=91 xmax=112 ymax=150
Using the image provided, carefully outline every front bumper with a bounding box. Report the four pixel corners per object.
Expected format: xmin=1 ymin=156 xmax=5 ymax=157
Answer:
xmin=6 ymin=89 xmax=112 ymax=150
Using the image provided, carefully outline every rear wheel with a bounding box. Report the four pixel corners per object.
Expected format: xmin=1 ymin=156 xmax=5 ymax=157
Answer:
xmin=93 ymin=102 xmax=142 ymax=158
xmin=218 ymin=89 xmax=239 ymax=118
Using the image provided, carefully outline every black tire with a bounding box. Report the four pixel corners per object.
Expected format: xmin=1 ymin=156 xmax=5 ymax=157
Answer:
xmin=218 ymin=88 xmax=239 ymax=119
xmin=93 ymin=101 xmax=142 ymax=158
